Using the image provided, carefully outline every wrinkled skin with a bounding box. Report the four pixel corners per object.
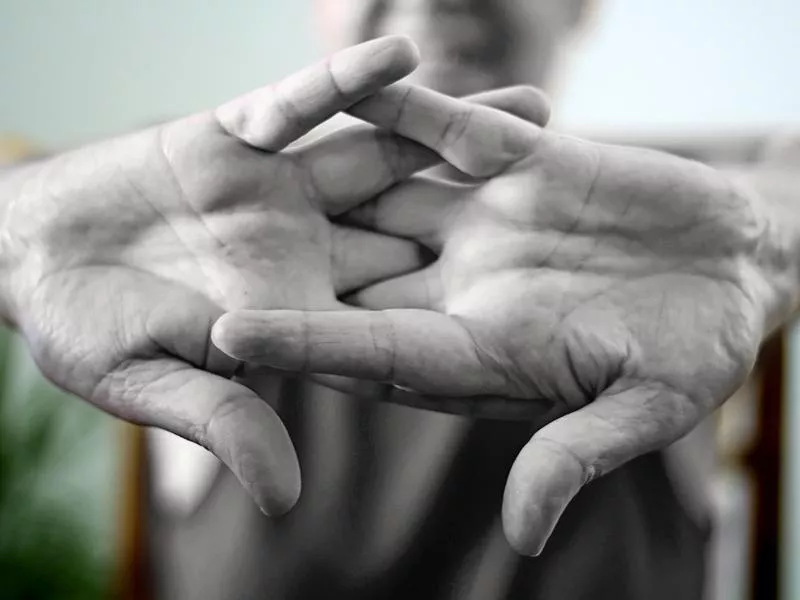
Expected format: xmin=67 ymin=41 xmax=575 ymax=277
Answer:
xmin=215 ymin=118 xmax=794 ymax=553
xmin=0 ymin=36 xmax=547 ymax=516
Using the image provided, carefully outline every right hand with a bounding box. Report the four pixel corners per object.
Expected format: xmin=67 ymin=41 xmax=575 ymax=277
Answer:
xmin=0 ymin=36 xmax=547 ymax=515
xmin=213 ymin=115 xmax=787 ymax=551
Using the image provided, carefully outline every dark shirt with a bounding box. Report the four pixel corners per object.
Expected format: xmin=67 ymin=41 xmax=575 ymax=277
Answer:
xmin=150 ymin=378 xmax=708 ymax=600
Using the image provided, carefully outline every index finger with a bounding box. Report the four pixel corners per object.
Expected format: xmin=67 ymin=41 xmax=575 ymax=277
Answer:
xmin=216 ymin=36 xmax=420 ymax=151
xmin=296 ymin=86 xmax=549 ymax=215
xmin=347 ymin=83 xmax=543 ymax=177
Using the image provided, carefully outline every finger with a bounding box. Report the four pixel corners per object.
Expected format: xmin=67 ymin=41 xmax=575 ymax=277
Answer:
xmin=400 ymin=85 xmax=550 ymax=186
xmin=212 ymin=309 xmax=508 ymax=396
xmin=342 ymin=176 xmax=466 ymax=249
xmin=216 ymin=35 xmax=419 ymax=151
xmin=348 ymin=85 xmax=550 ymax=131
xmin=501 ymin=380 xmax=701 ymax=556
xmin=297 ymin=89 xmax=538 ymax=215
xmin=330 ymin=225 xmax=425 ymax=294
xmin=347 ymin=264 xmax=443 ymax=310
xmin=347 ymin=83 xmax=542 ymax=177
xmin=94 ymin=359 xmax=300 ymax=516
xmin=459 ymin=85 xmax=551 ymax=128
xmin=297 ymin=128 xmax=439 ymax=214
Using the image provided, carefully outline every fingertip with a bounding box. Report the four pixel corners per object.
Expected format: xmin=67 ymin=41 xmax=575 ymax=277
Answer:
xmin=212 ymin=310 xmax=273 ymax=361
xmin=455 ymin=112 xmax=541 ymax=178
xmin=247 ymin=453 xmax=301 ymax=517
xmin=501 ymin=482 xmax=549 ymax=557
xmin=341 ymin=35 xmax=421 ymax=89
xmin=215 ymin=96 xmax=250 ymax=141
xmin=516 ymin=86 xmax=551 ymax=127
xmin=502 ymin=518 xmax=545 ymax=557
xmin=208 ymin=392 xmax=302 ymax=517
xmin=500 ymin=122 xmax=542 ymax=168
xmin=501 ymin=438 xmax=587 ymax=557
xmin=373 ymin=34 xmax=421 ymax=76
xmin=254 ymin=469 xmax=302 ymax=517
xmin=211 ymin=311 xmax=247 ymax=356
xmin=346 ymin=286 xmax=381 ymax=309
xmin=484 ymin=85 xmax=551 ymax=128
xmin=213 ymin=310 xmax=308 ymax=370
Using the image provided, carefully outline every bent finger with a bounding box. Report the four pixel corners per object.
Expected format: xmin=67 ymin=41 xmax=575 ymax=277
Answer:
xmin=216 ymin=36 xmax=419 ymax=150
xmin=94 ymin=359 xmax=300 ymax=516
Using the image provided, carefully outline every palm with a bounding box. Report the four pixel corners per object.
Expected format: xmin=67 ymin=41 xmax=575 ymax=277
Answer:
xmin=431 ymin=139 xmax=760 ymax=409
xmin=215 ymin=128 xmax=773 ymax=551
xmin=18 ymin=113 xmax=414 ymax=402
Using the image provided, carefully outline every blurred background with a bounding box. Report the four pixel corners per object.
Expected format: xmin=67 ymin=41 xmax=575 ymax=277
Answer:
xmin=0 ymin=1 xmax=798 ymax=598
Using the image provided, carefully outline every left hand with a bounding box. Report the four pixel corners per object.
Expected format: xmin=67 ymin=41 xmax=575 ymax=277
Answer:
xmin=213 ymin=110 xmax=792 ymax=553
xmin=1 ymin=36 xmax=546 ymax=516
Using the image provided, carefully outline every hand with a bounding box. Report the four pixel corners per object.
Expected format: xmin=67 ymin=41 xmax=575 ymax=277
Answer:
xmin=214 ymin=120 xmax=790 ymax=550
xmin=0 ymin=37 xmax=547 ymax=516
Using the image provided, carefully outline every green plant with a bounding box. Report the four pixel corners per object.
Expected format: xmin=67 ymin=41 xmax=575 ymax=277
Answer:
xmin=0 ymin=329 xmax=112 ymax=600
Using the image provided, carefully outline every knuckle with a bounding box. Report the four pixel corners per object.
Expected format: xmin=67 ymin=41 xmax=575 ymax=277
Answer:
xmin=437 ymin=107 xmax=474 ymax=155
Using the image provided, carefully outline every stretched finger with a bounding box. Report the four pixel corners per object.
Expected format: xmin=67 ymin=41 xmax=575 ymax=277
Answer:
xmin=216 ymin=35 xmax=419 ymax=150
xmin=347 ymin=83 xmax=542 ymax=177
xmin=501 ymin=380 xmax=701 ymax=556
xmin=330 ymin=225 xmax=425 ymax=294
xmin=212 ymin=308 xmax=508 ymax=397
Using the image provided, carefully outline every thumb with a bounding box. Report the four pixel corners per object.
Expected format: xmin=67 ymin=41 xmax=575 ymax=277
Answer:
xmin=118 ymin=286 xmax=300 ymax=516
xmin=216 ymin=35 xmax=419 ymax=150
xmin=502 ymin=380 xmax=703 ymax=556
xmin=94 ymin=359 xmax=301 ymax=516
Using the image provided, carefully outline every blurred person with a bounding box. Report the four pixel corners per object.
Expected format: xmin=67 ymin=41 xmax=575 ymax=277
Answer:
xmin=148 ymin=2 xmax=726 ymax=600
xmin=4 ymin=4 xmax=797 ymax=600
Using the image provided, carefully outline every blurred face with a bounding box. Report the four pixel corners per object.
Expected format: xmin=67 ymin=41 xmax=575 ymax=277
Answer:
xmin=317 ymin=0 xmax=586 ymax=96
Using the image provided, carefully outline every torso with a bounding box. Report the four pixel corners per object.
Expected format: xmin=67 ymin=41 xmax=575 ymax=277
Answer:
xmin=149 ymin=378 xmax=708 ymax=600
